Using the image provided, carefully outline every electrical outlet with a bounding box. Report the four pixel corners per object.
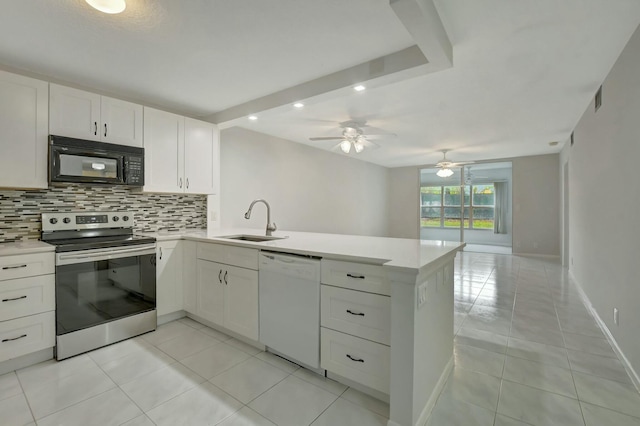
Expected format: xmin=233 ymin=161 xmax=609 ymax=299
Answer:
xmin=571 ymin=257 xmax=574 ymax=266
xmin=417 ymin=283 xmax=428 ymax=308
xmin=211 ymin=211 xmax=218 ymax=221
xmin=614 ymin=308 xmax=619 ymax=326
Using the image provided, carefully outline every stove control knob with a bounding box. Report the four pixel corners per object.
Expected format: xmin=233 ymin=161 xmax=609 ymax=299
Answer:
xmin=49 ymin=218 xmax=58 ymax=225
xmin=113 ymin=216 xmax=119 ymax=222
xmin=122 ymin=216 xmax=130 ymax=222
xmin=63 ymin=217 xmax=71 ymax=224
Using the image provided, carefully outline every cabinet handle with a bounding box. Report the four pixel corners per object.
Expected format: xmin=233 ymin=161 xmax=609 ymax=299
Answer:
xmin=346 ymin=354 xmax=364 ymax=363
xmin=2 ymin=295 xmax=27 ymax=302
xmin=179 ymin=178 xmax=183 ymax=189
xmin=159 ymin=247 xmax=163 ymax=260
xmin=224 ymin=270 xmax=228 ymax=285
xmin=104 ymin=123 xmax=107 ymax=137
xmin=346 ymin=273 xmax=365 ymax=279
xmin=2 ymin=264 xmax=27 ymax=270
xmin=346 ymin=309 xmax=365 ymax=317
xmin=94 ymin=121 xmax=97 ymax=136
xmin=2 ymin=334 xmax=27 ymax=343
xmin=186 ymin=178 xmax=189 ymax=189
xmin=218 ymin=269 xmax=222 ymax=284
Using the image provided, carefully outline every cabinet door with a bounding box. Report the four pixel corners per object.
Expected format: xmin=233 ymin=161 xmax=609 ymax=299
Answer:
xmin=49 ymin=84 xmax=100 ymax=141
xmin=196 ymin=260 xmax=224 ymax=326
xmin=0 ymin=70 xmax=48 ymax=189
xmin=224 ymin=264 xmax=259 ymax=340
xmin=101 ymin=96 xmax=143 ymax=147
xmin=184 ymin=118 xmax=219 ymax=194
xmin=143 ymin=107 xmax=184 ymax=193
xmin=156 ymin=241 xmax=183 ymax=316
xmin=182 ymin=241 xmax=197 ymax=315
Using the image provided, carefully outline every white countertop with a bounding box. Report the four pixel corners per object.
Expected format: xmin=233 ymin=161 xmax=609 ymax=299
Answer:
xmin=145 ymin=228 xmax=464 ymax=274
xmin=0 ymin=240 xmax=55 ymax=256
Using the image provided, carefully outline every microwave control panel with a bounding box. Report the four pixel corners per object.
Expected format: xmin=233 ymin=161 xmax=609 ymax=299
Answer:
xmin=125 ymin=156 xmax=144 ymax=185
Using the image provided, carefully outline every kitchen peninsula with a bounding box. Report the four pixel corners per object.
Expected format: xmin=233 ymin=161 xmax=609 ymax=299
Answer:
xmin=157 ymin=228 xmax=464 ymax=426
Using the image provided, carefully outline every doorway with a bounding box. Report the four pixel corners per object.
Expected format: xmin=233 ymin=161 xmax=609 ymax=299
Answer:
xmin=419 ymin=162 xmax=513 ymax=253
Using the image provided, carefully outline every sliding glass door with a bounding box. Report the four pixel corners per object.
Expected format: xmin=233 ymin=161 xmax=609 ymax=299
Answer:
xmin=420 ymin=162 xmax=513 ymax=251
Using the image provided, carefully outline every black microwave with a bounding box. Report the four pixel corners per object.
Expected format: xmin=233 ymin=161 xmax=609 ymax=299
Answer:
xmin=49 ymin=135 xmax=144 ymax=186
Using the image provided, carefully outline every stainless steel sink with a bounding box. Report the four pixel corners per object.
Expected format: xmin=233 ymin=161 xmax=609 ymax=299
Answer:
xmin=218 ymin=234 xmax=285 ymax=242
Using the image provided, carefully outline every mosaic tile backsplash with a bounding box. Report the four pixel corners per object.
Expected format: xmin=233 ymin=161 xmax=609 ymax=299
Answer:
xmin=0 ymin=184 xmax=207 ymax=243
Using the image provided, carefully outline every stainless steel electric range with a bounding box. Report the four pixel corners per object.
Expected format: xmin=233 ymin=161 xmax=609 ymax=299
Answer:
xmin=41 ymin=211 xmax=157 ymax=360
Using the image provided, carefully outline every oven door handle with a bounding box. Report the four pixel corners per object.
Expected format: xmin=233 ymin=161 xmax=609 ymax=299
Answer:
xmin=57 ymin=244 xmax=157 ymax=265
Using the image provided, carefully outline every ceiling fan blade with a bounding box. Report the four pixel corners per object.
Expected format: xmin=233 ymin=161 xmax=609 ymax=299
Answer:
xmin=450 ymin=161 xmax=475 ymax=166
xmin=309 ymin=136 xmax=342 ymax=141
xmin=361 ymin=133 xmax=397 ymax=140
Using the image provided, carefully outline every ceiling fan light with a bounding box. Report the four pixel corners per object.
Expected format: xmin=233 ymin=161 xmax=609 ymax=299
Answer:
xmin=437 ymin=168 xmax=454 ymax=178
xmin=340 ymin=140 xmax=352 ymax=154
xmin=86 ymin=0 xmax=126 ymax=14
xmin=353 ymin=141 xmax=364 ymax=153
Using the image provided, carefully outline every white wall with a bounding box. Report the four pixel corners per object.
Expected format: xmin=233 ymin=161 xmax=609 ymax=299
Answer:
xmin=220 ymin=127 xmax=389 ymax=236
xmin=565 ymin=24 xmax=640 ymax=378
xmin=511 ymin=154 xmax=560 ymax=256
xmin=388 ymin=166 xmax=420 ymax=239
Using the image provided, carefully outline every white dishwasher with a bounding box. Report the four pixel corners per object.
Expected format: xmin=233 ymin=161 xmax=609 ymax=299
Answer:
xmin=259 ymin=251 xmax=321 ymax=368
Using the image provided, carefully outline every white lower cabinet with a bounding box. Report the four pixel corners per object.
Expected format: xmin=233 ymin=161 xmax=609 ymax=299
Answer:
xmin=156 ymin=240 xmax=183 ymax=316
xmin=196 ymin=259 xmax=224 ymax=325
xmin=195 ymin=243 xmax=259 ymax=341
xmin=320 ymin=259 xmax=391 ymax=395
xmin=0 ymin=249 xmax=55 ymax=364
xmin=320 ymin=327 xmax=390 ymax=394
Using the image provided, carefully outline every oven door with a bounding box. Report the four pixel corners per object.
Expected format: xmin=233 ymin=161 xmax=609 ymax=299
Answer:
xmin=55 ymin=244 xmax=156 ymax=336
xmin=50 ymin=143 xmax=125 ymax=185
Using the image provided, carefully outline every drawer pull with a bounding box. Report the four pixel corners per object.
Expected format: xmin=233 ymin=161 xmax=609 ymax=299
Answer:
xmin=2 ymin=295 xmax=27 ymax=302
xmin=346 ymin=354 xmax=364 ymax=363
xmin=2 ymin=334 xmax=27 ymax=343
xmin=2 ymin=264 xmax=27 ymax=270
xmin=346 ymin=273 xmax=365 ymax=279
xmin=346 ymin=309 xmax=365 ymax=317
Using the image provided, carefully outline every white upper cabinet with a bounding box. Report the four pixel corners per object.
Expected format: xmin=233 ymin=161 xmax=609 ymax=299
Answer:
xmin=143 ymin=107 xmax=184 ymax=193
xmin=0 ymin=70 xmax=48 ymax=189
xmin=184 ymin=117 xmax=219 ymax=194
xmin=144 ymin=108 xmax=218 ymax=195
xmin=100 ymin=96 xmax=143 ymax=147
xmin=49 ymin=84 xmax=142 ymax=147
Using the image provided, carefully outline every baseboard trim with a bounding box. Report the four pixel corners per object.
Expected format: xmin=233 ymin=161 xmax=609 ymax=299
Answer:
xmin=569 ymin=270 xmax=640 ymax=392
xmin=413 ymin=355 xmax=453 ymax=426
xmin=512 ymin=253 xmax=561 ymax=259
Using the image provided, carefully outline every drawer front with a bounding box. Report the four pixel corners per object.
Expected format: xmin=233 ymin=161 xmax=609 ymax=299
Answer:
xmin=320 ymin=327 xmax=389 ymax=394
xmin=321 ymin=285 xmax=390 ymax=345
xmin=197 ymin=243 xmax=258 ymax=270
xmin=321 ymin=260 xmax=389 ymax=295
xmin=0 ymin=275 xmax=55 ymax=322
xmin=0 ymin=253 xmax=54 ymax=282
xmin=0 ymin=311 xmax=55 ymax=362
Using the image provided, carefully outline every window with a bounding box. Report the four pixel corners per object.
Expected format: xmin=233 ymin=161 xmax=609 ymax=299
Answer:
xmin=421 ymin=184 xmax=495 ymax=229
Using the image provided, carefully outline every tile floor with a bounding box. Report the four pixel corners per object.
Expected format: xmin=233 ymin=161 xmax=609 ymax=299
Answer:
xmin=1 ymin=252 xmax=639 ymax=425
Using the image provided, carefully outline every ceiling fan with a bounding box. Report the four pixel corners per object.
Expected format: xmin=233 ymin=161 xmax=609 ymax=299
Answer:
xmin=309 ymin=120 xmax=396 ymax=154
xmin=434 ymin=150 xmax=474 ymax=177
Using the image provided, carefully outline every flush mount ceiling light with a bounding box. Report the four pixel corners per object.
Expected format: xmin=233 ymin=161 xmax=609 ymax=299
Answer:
xmin=353 ymin=85 xmax=366 ymax=92
xmin=436 ymin=168 xmax=454 ymax=178
xmin=86 ymin=0 xmax=126 ymax=14
xmin=248 ymin=115 xmax=258 ymax=121
xmin=293 ymin=102 xmax=304 ymax=108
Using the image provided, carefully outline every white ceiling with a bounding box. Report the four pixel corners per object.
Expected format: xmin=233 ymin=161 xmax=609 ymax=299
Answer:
xmin=1 ymin=0 xmax=639 ymax=168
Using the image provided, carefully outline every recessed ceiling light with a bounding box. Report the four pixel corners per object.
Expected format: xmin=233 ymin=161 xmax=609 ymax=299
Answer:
xmin=549 ymin=141 xmax=559 ymax=146
xmin=86 ymin=0 xmax=126 ymax=14
xmin=248 ymin=115 xmax=258 ymax=121
xmin=353 ymin=85 xmax=366 ymax=92
xmin=293 ymin=102 xmax=304 ymax=108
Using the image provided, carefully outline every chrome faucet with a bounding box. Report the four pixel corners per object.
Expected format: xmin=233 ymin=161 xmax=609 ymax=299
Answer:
xmin=244 ymin=199 xmax=277 ymax=236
